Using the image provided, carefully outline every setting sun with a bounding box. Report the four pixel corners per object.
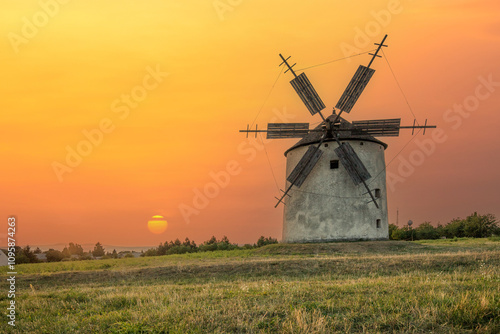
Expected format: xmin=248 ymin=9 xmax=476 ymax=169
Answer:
xmin=147 ymin=215 xmax=168 ymax=234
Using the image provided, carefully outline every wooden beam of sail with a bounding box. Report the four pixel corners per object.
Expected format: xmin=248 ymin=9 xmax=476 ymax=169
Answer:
xmin=266 ymin=123 xmax=310 ymax=139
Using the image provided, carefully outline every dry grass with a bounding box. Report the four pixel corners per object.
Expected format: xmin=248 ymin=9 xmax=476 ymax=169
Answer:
xmin=1 ymin=239 xmax=499 ymax=333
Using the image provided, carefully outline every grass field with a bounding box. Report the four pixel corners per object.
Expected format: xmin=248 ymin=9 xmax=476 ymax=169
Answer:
xmin=1 ymin=238 xmax=499 ymax=333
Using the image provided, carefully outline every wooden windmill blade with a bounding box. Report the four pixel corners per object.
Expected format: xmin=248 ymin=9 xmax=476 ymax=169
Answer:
xmin=286 ymin=145 xmax=324 ymax=188
xmin=333 ymin=142 xmax=379 ymax=208
xmin=279 ymin=54 xmax=327 ymax=120
xmin=335 ymin=65 xmax=376 ymax=114
xmin=334 ymin=142 xmax=371 ymax=185
xmin=351 ymin=118 xmax=401 ymax=137
xmin=289 ymin=73 xmax=326 ymax=116
xmin=274 ymin=143 xmax=324 ymax=207
xmin=266 ymin=123 xmax=310 ymax=139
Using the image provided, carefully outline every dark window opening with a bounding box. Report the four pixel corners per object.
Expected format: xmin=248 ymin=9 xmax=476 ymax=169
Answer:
xmin=330 ymin=160 xmax=339 ymax=169
xmin=324 ymin=143 xmax=328 ymax=147
xmin=360 ymin=142 xmax=364 ymax=145
xmin=376 ymin=219 xmax=381 ymax=228
xmin=375 ymin=188 xmax=381 ymax=198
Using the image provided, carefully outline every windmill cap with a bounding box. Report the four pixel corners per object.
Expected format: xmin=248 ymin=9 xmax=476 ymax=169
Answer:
xmin=284 ymin=114 xmax=388 ymax=157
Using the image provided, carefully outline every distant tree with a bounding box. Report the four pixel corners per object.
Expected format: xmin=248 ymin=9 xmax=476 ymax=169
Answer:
xmin=14 ymin=246 xmax=30 ymax=264
xmin=67 ymin=242 xmax=84 ymax=256
xmin=256 ymin=236 xmax=278 ymax=247
xmin=206 ymin=236 xmax=218 ymax=245
xmin=112 ymin=249 xmax=118 ymax=259
xmin=33 ymin=247 xmax=42 ymax=254
xmin=61 ymin=247 xmax=71 ymax=259
xmin=46 ymin=249 xmax=64 ymax=262
xmin=443 ymin=218 xmax=465 ymax=238
xmin=415 ymin=222 xmax=440 ymax=240
xmin=183 ymin=237 xmax=192 ymax=247
xmin=463 ymin=212 xmax=498 ymax=238
xmin=92 ymin=242 xmax=105 ymax=257
xmin=23 ymin=246 xmax=39 ymax=263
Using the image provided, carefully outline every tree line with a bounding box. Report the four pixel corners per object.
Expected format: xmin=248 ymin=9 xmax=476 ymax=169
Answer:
xmin=7 ymin=242 xmax=109 ymax=264
xmin=389 ymin=212 xmax=499 ymax=241
xmin=143 ymin=235 xmax=278 ymax=256
xmin=6 ymin=213 xmax=497 ymax=264
xmin=5 ymin=236 xmax=279 ymax=264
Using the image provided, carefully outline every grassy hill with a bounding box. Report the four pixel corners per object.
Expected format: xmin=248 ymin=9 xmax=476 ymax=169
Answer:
xmin=1 ymin=238 xmax=499 ymax=333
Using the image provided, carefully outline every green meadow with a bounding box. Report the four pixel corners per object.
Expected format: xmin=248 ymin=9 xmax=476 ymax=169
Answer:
xmin=1 ymin=238 xmax=499 ymax=333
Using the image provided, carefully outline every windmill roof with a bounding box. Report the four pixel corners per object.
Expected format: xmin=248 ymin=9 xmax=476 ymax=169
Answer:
xmin=284 ymin=114 xmax=388 ymax=156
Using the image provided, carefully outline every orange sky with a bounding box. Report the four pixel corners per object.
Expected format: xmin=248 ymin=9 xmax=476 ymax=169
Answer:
xmin=1 ymin=0 xmax=499 ymax=247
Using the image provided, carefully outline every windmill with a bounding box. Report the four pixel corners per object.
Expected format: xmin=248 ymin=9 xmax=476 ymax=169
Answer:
xmin=240 ymin=35 xmax=436 ymax=242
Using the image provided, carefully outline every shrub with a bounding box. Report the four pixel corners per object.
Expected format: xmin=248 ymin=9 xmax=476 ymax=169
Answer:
xmin=46 ymin=249 xmax=64 ymax=262
xmin=415 ymin=222 xmax=440 ymax=240
xmin=388 ymin=224 xmax=398 ymax=240
xmin=391 ymin=226 xmax=412 ymax=240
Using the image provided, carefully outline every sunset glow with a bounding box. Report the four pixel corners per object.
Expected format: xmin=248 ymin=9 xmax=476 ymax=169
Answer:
xmin=1 ymin=0 xmax=499 ymax=248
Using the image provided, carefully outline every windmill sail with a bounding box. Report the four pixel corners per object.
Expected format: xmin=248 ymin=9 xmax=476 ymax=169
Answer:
xmin=266 ymin=123 xmax=310 ymax=139
xmin=287 ymin=146 xmax=323 ymax=188
xmin=334 ymin=142 xmax=371 ymax=185
xmin=335 ymin=65 xmax=375 ymax=113
xmin=290 ymin=73 xmax=326 ymax=116
xmin=351 ymin=118 xmax=401 ymax=137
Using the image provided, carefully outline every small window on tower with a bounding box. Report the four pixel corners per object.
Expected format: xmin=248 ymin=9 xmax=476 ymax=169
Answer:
xmin=375 ymin=188 xmax=381 ymax=198
xmin=330 ymin=160 xmax=339 ymax=169
xmin=376 ymin=219 xmax=381 ymax=228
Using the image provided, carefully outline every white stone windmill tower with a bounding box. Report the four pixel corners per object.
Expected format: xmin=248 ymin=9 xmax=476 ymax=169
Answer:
xmin=241 ymin=35 xmax=436 ymax=242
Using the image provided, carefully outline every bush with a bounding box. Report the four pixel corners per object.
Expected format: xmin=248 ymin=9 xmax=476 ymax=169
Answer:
xmin=46 ymin=249 xmax=64 ymax=262
xmin=144 ymin=248 xmax=158 ymax=257
xmin=388 ymin=224 xmax=398 ymax=240
xmin=391 ymin=226 xmax=412 ymax=240
xmin=81 ymin=253 xmax=92 ymax=261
